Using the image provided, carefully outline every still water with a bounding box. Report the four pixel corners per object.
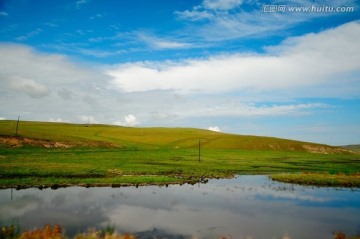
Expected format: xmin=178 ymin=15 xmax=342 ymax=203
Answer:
xmin=0 ymin=176 xmax=359 ymax=239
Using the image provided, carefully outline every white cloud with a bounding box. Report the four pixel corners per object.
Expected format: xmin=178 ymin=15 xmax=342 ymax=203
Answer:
xmin=175 ymin=0 xmax=358 ymax=41
xmin=175 ymin=8 xmax=213 ymax=21
xmin=107 ymin=21 xmax=360 ymax=96
xmin=46 ymin=42 xmax=125 ymax=58
xmin=176 ymin=0 xmax=245 ymax=22
xmin=125 ymin=114 xmax=140 ymax=126
xmin=88 ymin=31 xmax=193 ymax=52
xmin=137 ymin=33 xmax=193 ymax=50
xmin=113 ymin=114 xmax=140 ymax=127
xmin=76 ymin=0 xmax=90 ymax=8
xmin=90 ymin=14 xmax=102 ymax=20
xmin=208 ymin=126 xmax=221 ymax=132
xmin=16 ymin=28 xmax=43 ymax=41
xmin=79 ymin=116 xmax=98 ymax=124
xmin=49 ymin=118 xmax=67 ymax=123
xmin=0 ymin=43 xmax=107 ymax=89
xmin=153 ymin=40 xmax=191 ymax=50
xmin=0 ymin=11 xmax=9 ymax=17
xmin=9 ymin=77 xmax=49 ymax=98
xmin=185 ymin=103 xmax=327 ymax=118
xmin=76 ymin=48 xmax=125 ymax=58
xmin=203 ymin=0 xmax=243 ymax=10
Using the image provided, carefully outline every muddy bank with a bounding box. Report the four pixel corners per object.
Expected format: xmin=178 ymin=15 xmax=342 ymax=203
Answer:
xmin=0 ymin=135 xmax=120 ymax=148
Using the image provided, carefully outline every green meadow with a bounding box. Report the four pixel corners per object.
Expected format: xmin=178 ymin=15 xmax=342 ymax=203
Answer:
xmin=0 ymin=120 xmax=359 ymax=188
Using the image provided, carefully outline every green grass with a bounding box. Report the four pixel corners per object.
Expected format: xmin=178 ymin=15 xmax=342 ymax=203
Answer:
xmin=0 ymin=120 xmax=347 ymax=151
xmin=0 ymin=120 xmax=359 ymax=188
xmin=270 ymin=172 xmax=360 ymax=187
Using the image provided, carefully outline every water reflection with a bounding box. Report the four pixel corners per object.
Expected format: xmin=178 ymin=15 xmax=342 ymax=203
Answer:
xmin=0 ymin=176 xmax=359 ymax=238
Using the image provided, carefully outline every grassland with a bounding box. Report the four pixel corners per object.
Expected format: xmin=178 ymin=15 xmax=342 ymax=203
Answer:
xmin=0 ymin=120 xmax=359 ymax=188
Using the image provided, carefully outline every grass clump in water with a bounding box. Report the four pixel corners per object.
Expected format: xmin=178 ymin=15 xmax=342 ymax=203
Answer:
xmin=270 ymin=172 xmax=360 ymax=187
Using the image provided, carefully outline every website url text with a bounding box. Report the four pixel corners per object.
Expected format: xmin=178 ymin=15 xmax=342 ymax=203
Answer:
xmin=262 ymin=5 xmax=355 ymax=13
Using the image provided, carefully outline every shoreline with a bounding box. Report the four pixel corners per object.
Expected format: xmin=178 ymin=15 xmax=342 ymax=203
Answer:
xmin=2 ymin=173 xmax=360 ymax=190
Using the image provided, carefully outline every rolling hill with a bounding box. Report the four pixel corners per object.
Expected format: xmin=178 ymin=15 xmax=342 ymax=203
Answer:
xmin=0 ymin=120 xmax=350 ymax=154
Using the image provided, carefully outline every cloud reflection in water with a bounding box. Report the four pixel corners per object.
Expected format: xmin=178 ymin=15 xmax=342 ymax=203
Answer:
xmin=0 ymin=176 xmax=359 ymax=238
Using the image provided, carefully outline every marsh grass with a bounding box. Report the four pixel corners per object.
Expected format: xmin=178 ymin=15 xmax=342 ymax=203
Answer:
xmin=0 ymin=145 xmax=359 ymax=188
xmin=270 ymin=172 xmax=360 ymax=187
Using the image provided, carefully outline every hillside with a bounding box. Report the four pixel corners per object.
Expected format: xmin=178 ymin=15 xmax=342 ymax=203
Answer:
xmin=0 ymin=120 xmax=349 ymax=154
xmin=341 ymin=144 xmax=360 ymax=152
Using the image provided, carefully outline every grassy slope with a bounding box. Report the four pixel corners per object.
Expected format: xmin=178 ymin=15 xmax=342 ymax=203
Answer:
xmin=0 ymin=120 xmax=359 ymax=188
xmin=0 ymin=120 xmax=346 ymax=151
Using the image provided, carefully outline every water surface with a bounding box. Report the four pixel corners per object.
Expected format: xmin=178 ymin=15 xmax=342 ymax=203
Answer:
xmin=0 ymin=176 xmax=359 ymax=239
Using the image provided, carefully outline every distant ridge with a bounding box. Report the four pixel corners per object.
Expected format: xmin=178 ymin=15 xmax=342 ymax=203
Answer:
xmin=341 ymin=144 xmax=360 ymax=152
xmin=0 ymin=120 xmax=353 ymax=154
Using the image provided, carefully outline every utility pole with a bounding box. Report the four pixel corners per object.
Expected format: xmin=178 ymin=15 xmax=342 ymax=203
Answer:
xmin=15 ymin=116 xmax=20 ymax=136
xmin=198 ymin=139 xmax=201 ymax=163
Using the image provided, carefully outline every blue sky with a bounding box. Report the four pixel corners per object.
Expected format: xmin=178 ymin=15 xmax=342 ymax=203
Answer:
xmin=0 ymin=0 xmax=359 ymax=145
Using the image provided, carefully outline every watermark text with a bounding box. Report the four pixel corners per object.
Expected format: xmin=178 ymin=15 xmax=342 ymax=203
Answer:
xmin=262 ymin=5 xmax=355 ymax=13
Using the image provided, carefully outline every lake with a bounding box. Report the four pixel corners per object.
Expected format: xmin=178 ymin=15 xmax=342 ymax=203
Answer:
xmin=0 ymin=175 xmax=359 ymax=239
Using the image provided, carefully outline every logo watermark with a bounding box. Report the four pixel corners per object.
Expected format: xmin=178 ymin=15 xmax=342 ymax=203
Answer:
xmin=262 ymin=4 xmax=355 ymax=13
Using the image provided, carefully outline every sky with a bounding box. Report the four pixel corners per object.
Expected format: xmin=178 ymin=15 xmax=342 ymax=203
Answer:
xmin=0 ymin=0 xmax=359 ymax=146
